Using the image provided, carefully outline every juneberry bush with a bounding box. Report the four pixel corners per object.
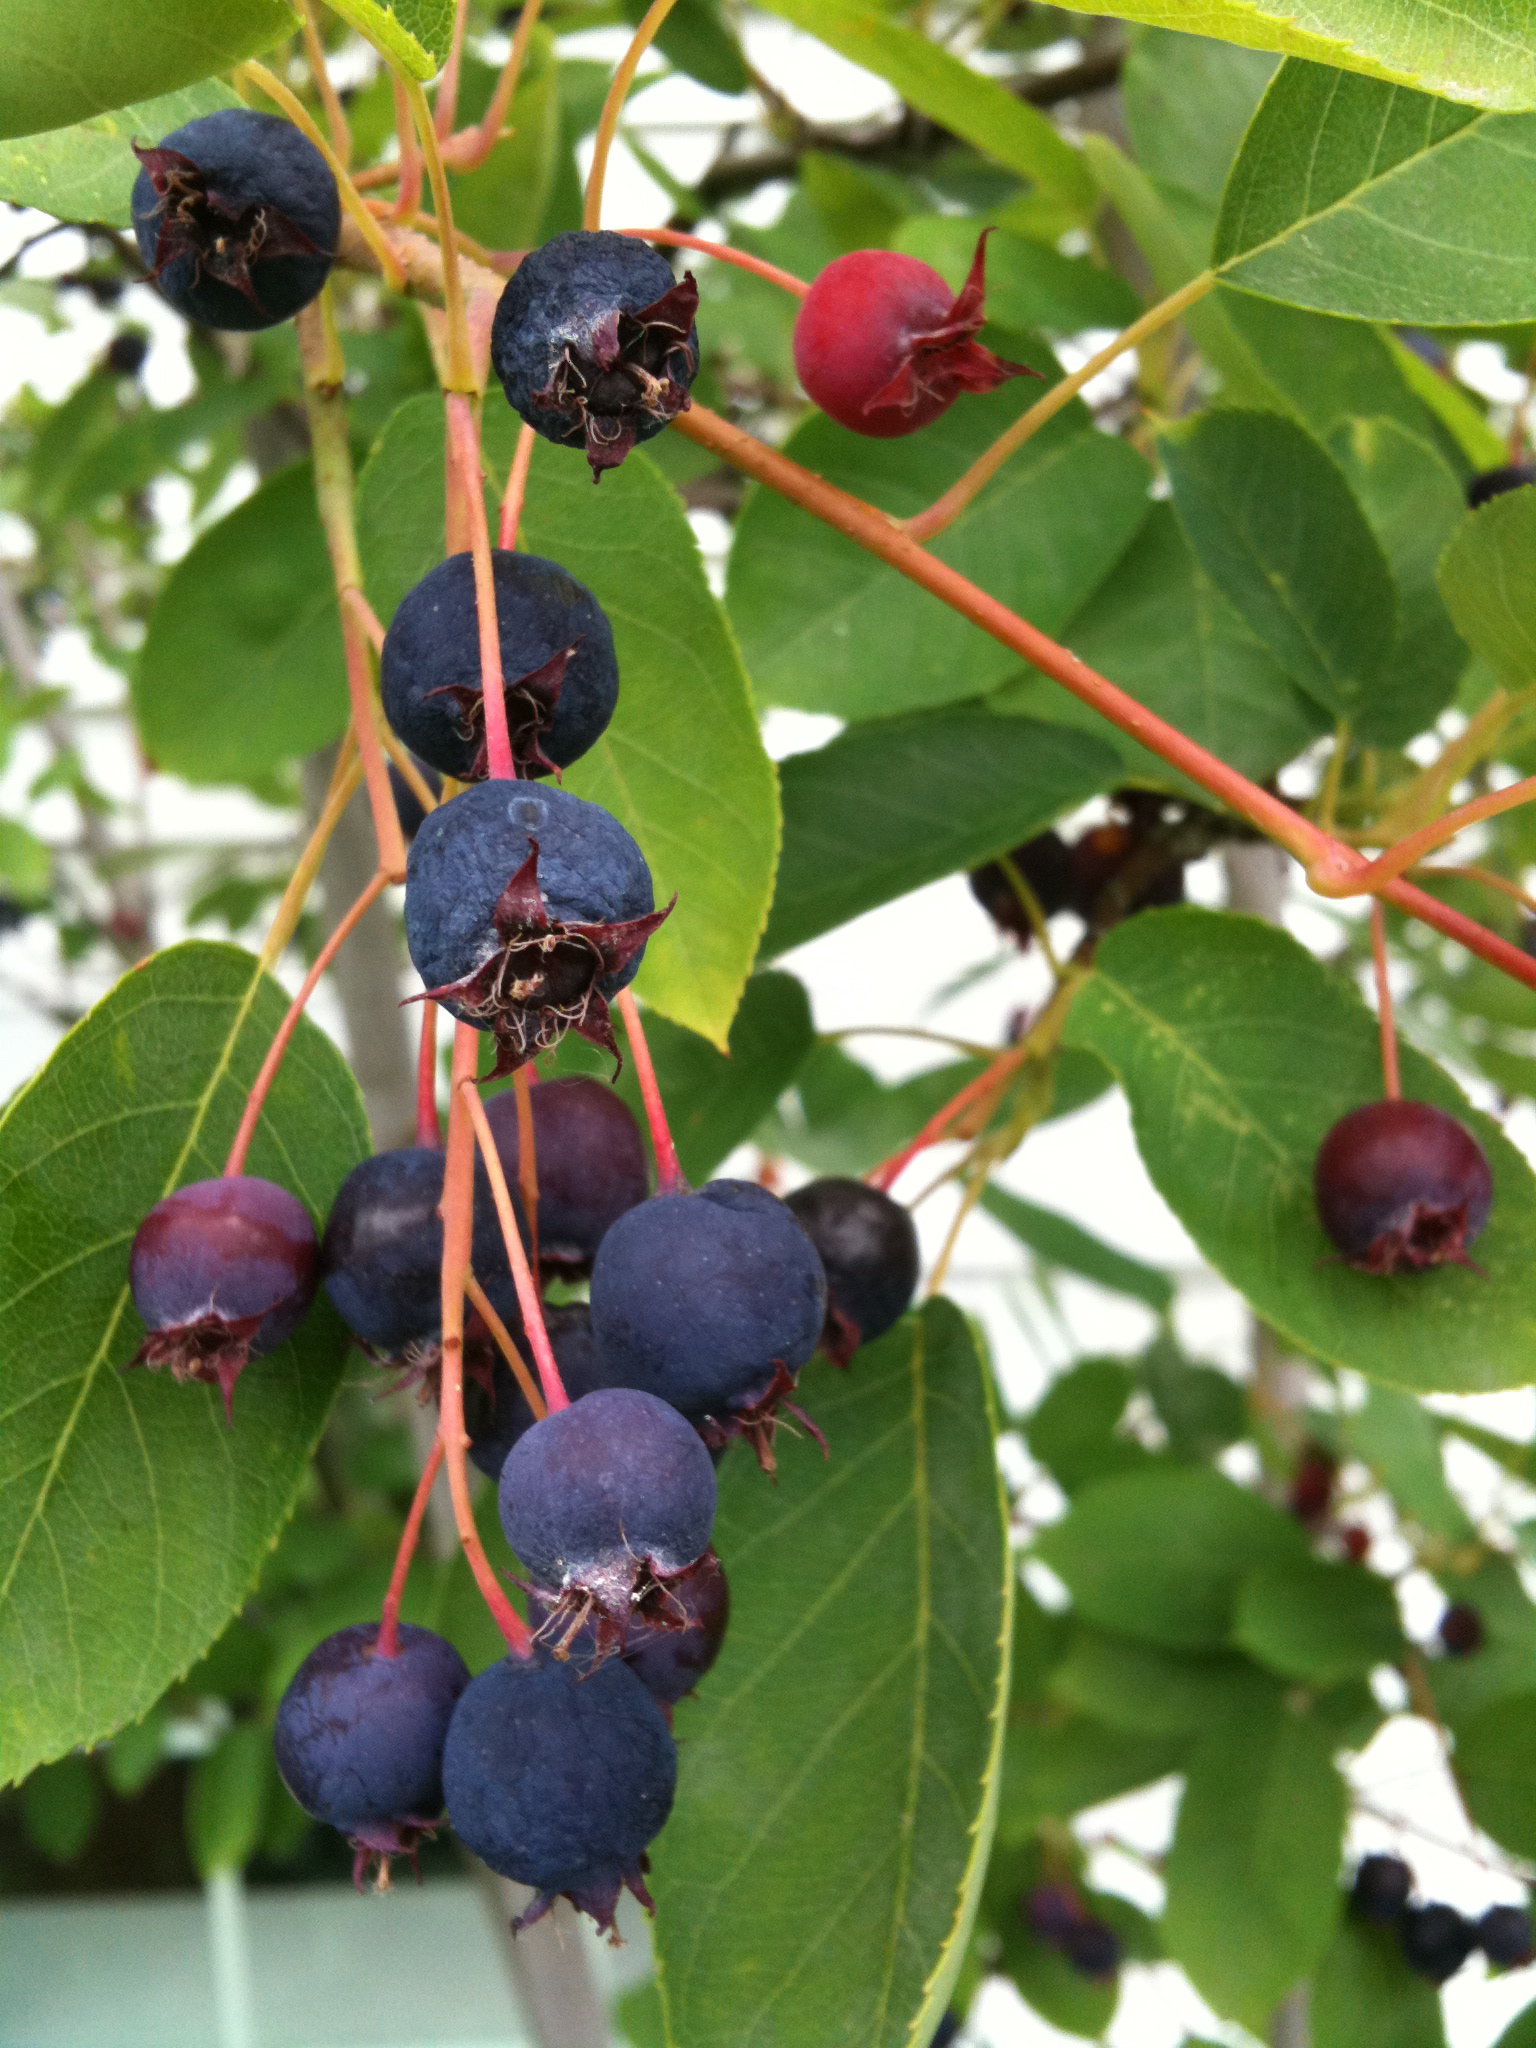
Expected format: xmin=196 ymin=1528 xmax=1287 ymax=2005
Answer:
xmin=5 ymin=6 xmax=1536 ymax=2048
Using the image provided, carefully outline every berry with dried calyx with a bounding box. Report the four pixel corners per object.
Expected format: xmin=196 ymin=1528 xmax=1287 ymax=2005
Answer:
xmin=589 ymin=1179 xmax=828 ymax=1469
xmin=491 ymin=231 xmax=699 ymax=478
xmin=1401 ymin=1902 xmax=1476 ymax=1983
xmin=381 ymin=553 xmax=618 ymax=784
xmin=128 ymin=1175 xmax=318 ymax=1420
xmin=784 ymin=1177 xmax=918 ymax=1364
xmin=442 ymin=1648 xmax=676 ymax=1934
xmin=614 ymin=1547 xmax=729 ymax=1707
xmin=130 ymin=109 xmax=338 ymax=331
xmin=1313 ymin=1099 xmax=1492 ymax=1274
xmin=499 ymin=1386 xmax=716 ymax=1655
xmin=484 ymin=1076 xmax=648 ymax=1273
xmin=968 ymin=830 xmax=1076 ymax=947
xmin=1351 ymin=1853 xmax=1412 ymax=1922
xmin=404 ymin=781 xmax=670 ymax=1078
xmin=1467 ymin=463 xmax=1536 ymax=509
xmin=466 ymin=1304 xmax=615 ymax=1480
xmin=1478 ymin=1904 xmax=1534 ymax=1968
xmin=792 ymin=232 xmax=1034 ymax=439
xmin=274 ymin=1622 xmax=470 ymax=1886
xmin=1439 ymin=1601 xmax=1485 ymax=1657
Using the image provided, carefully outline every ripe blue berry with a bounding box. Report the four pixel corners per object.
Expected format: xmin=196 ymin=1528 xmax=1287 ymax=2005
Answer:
xmin=128 ymin=1175 xmax=318 ymax=1419
xmin=1478 ymin=1904 xmax=1533 ymax=1968
xmin=390 ymin=755 xmax=441 ymax=843
xmin=442 ymin=1649 xmax=676 ymax=1933
xmin=381 ymin=552 xmax=618 ymax=783
xmin=1351 ymin=1853 xmax=1413 ymax=1922
xmin=1468 ymin=463 xmax=1536 ymax=509
xmin=404 ymin=781 xmax=669 ymax=1078
xmin=1313 ymin=1099 xmax=1492 ymax=1273
xmin=130 ymin=110 xmax=338 ymax=331
xmin=491 ymin=231 xmax=699 ymax=477
xmin=466 ymin=1304 xmax=615 ymax=1481
xmin=589 ymin=1180 xmax=827 ymax=1465
xmin=499 ymin=1386 xmax=716 ymax=1647
xmin=274 ymin=1622 xmax=470 ymax=1886
xmin=484 ymin=1076 xmax=648 ymax=1272
xmin=785 ymin=1177 xmax=918 ymax=1363
xmin=613 ymin=1547 xmax=730 ymax=1708
xmin=793 ymin=233 xmax=1032 ymax=439
xmin=1401 ymin=1902 xmax=1476 ymax=1983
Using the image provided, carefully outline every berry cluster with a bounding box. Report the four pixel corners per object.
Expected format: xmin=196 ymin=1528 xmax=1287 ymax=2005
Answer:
xmin=1350 ymin=1854 xmax=1532 ymax=1982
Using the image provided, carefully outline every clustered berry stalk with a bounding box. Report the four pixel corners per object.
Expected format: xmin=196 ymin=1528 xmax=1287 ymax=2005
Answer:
xmin=376 ymin=1433 xmax=445 ymax=1659
xmin=617 ymin=988 xmax=685 ymax=1195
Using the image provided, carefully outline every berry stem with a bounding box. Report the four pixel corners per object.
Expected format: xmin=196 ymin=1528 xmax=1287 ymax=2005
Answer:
xmin=402 ymin=77 xmax=475 ymax=392
xmin=998 ymin=854 xmax=1063 ymax=974
xmin=903 ymin=272 xmax=1216 ymax=544
xmin=614 ymin=228 xmax=809 ymax=298
xmin=433 ymin=0 xmax=471 ymax=139
xmin=227 ymin=869 xmax=392 ymax=1178
xmin=1411 ymin=863 xmax=1536 ymax=917
xmin=582 ymin=0 xmax=682 ymax=232
xmin=376 ymin=1433 xmax=444 ymax=1658
xmin=341 ymin=585 xmax=386 ymax=655
xmin=512 ymin=1065 xmax=541 ymax=1277
xmin=451 ymin=0 xmax=545 ymax=171
xmin=1370 ymin=900 xmax=1402 ymax=1101
xmin=441 ymin=1024 xmax=535 ymax=1657
xmin=459 ymin=1076 xmax=570 ymax=1413
xmin=616 ymin=988 xmax=685 ymax=1195
xmin=1314 ymin=773 xmax=1536 ymax=898
xmin=379 ymin=728 xmax=438 ymax=819
xmin=257 ymin=737 xmax=362 ymax=974
xmin=498 ymin=423 xmax=537 ymax=552
xmin=296 ymin=0 xmax=352 ymax=166
xmin=870 ymin=1046 xmax=1027 ymax=1194
xmin=465 ymin=1269 xmax=546 ymax=1422
xmin=416 ymin=999 xmax=441 ymax=1147
xmin=390 ymin=75 xmax=423 ymax=220
xmin=444 ymin=393 xmax=516 ymax=781
xmin=236 ymin=62 xmax=404 ymax=291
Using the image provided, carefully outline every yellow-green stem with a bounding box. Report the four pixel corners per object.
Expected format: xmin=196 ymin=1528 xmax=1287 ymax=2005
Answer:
xmin=583 ymin=0 xmax=682 ymax=232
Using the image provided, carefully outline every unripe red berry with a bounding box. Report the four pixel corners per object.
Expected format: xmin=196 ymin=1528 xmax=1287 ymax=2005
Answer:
xmin=1313 ymin=1099 xmax=1492 ymax=1274
xmin=792 ymin=232 xmax=1033 ymax=439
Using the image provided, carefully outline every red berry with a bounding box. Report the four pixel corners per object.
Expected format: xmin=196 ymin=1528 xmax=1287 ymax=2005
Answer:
xmin=792 ymin=231 xmax=1034 ymax=439
xmin=1313 ymin=1099 xmax=1492 ymax=1274
xmin=1340 ymin=1524 xmax=1371 ymax=1563
xmin=1287 ymin=1442 xmax=1337 ymax=1524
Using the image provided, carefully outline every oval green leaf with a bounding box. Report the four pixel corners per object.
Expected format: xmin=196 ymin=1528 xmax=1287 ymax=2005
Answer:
xmin=0 ymin=81 xmax=241 ymax=228
xmin=1233 ymin=1556 xmax=1405 ymax=1684
xmin=1438 ymin=484 xmax=1536 ymax=690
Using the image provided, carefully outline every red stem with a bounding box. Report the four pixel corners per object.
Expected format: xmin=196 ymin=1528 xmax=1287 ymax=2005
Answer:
xmin=1370 ymin=900 xmax=1402 ymax=1101
xmin=613 ymin=227 xmax=809 ymax=298
xmin=498 ymin=422 xmax=536 ymax=552
xmin=225 ymin=869 xmax=390 ymax=1178
xmin=377 ymin=1435 xmax=444 ymax=1658
xmin=869 ymin=1046 xmax=1024 ymax=1193
xmin=444 ymin=393 xmax=514 ymax=782
xmin=440 ymin=1025 xmax=534 ymax=1656
xmin=616 ymin=987 xmax=685 ymax=1194
xmin=416 ymin=999 xmax=441 ymax=1147
xmin=460 ymin=1076 xmax=569 ymax=1413
xmin=512 ymin=1065 xmax=540 ymax=1279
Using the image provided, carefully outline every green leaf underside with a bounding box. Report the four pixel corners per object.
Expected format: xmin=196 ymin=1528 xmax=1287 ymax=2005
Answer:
xmin=1215 ymin=61 xmax=1536 ymax=323
xmin=1438 ymin=487 xmax=1536 ymax=691
xmin=132 ymin=462 xmax=347 ymax=786
xmin=0 ymin=942 xmax=369 ymax=1783
xmin=1080 ymin=2 xmax=1536 ymax=111
xmin=980 ymin=1183 xmax=1174 ymax=1311
xmin=0 ymin=81 xmax=242 ymax=228
xmin=652 ymin=1304 xmax=1012 ymax=2048
xmin=324 ymin=0 xmax=445 ymax=80
xmin=1063 ymin=908 xmax=1536 ymax=1392
xmin=0 ymin=0 xmax=295 ymax=141
xmin=354 ymin=394 xmax=779 ymax=1051
xmin=762 ymin=708 xmax=1119 ymax=959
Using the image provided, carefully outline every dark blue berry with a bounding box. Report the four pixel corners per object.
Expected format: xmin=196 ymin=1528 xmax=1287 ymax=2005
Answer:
xmin=589 ymin=1180 xmax=826 ymax=1461
xmin=404 ymin=781 xmax=667 ymax=1078
xmin=1401 ymin=1902 xmax=1476 ymax=1983
xmin=442 ymin=1649 xmax=676 ymax=1933
xmin=929 ymin=2016 xmax=961 ymax=2048
xmin=484 ymin=1076 xmax=648 ymax=1272
xmin=613 ymin=1547 xmax=729 ymax=1708
xmin=466 ymin=1303 xmax=615 ymax=1481
xmin=381 ymin=552 xmax=618 ymax=783
xmin=1439 ymin=1601 xmax=1485 ymax=1657
xmin=490 ymin=231 xmax=699 ymax=477
xmin=1351 ymin=1853 xmax=1412 ymax=1922
xmin=1062 ymin=1919 xmax=1122 ymax=1980
xmin=969 ymin=831 xmax=1076 ymax=946
xmin=1478 ymin=1904 xmax=1534 ymax=1968
xmin=128 ymin=1175 xmax=318 ymax=1419
xmin=785 ymin=1177 xmax=917 ymax=1362
xmin=390 ymin=756 xmax=441 ymax=843
xmin=1314 ymin=1099 xmax=1492 ymax=1274
xmin=1468 ymin=463 xmax=1536 ymax=509
xmin=274 ymin=1622 xmax=470 ymax=1884
xmin=130 ymin=110 xmax=338 ymax=331
xmin=499 ymin=1386 xmax=716 ymax=1643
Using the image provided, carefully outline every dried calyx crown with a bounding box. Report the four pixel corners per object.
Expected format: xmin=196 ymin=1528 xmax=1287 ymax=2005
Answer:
xmin=871 ymin=229 xmax=1038 ymax=418
xmin=131 ymin=142 xmax=328 ymax=307
xmin=130 ymin=1312 xmax=264 ymax=1424
xmin=536 ymin=275 xmax=699 ymax=478
xmin=426 ymin=642 xmax=579 ymax=780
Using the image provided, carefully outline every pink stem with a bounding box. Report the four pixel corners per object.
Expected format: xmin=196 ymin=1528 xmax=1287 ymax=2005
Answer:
xmin=460 ymin=1076 xmax=569 ymax=1412
xmin=498 ymin=422 xmax=536 ymax=552
xmin=376 ymin=1435 xmax=444 ymax=1657
xmin=868 ymin=1046 xmax=1023 ymax=1194
xmin=416 ymin=999 xmax=441 ymax=1147
xmin=444 ymin=393 xmax=515 ymax=782
xmin=512 ymin=1065 xmax=541 ymax=1279
xmin=1370 ymin=900 xmax=1402 ymax=1101
xmin=616 ymin=988 xmax=685 ymax=1194
xmin=613 ymin=227 xmax=809 ymax=298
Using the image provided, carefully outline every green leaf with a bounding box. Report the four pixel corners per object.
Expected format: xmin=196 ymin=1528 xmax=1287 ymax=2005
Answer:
xmin=1428 ymin=1557 xmax=1536 ymax=1724
xmin=354 ymin=395 xmax=779 ymax=1050
xmin=1163 ymin=1692 xmax=1346 ymax=2032
xmin=1493 ymin=1997 xmax=1536 ymax=2048
xmin=1233 ymin=1557 xmax=1404 ymax=1684
xmin=1312 ymin=1916 xmax=1447 ymax=2048
xmin=1034 ymin=1465 xmax=1308 ymax=1650
xmin=1050 ymin=1627 xmax=1276 ymax=1734
xmin=325 ymin=0 xmax=449 ymax=79
xmin=893 ymin=215 xmax=1141 ymax=334
xmin=0 ymin=941 xmax=369 ymax=1784
xmin=998 ymin=1712 xmax=1185 ymax=1837
xmin=1123 ymin=27 xmax=1279 ymax=208
xmin=1346 ymin=1385 xmax=1473 ymax=1541
xmin=1438 ymin=486 xmax=1536 ymax=690
xmin=1215 ymin=61 xmax=1536 ymax=324
xmin=1452 ymin=1689 xmax=1536 ymax=1856
xmin=1160 ymin=408 xmax=1397 ymax=726
xmin=187 ymin=1722 xmax=273 ymax=1876
xmin=650 ymin=1304 xmax=1012 ymax=2048
xmin=1027 ymin=1359 xmax=1151 ymax=1495
xmin=0 ymin=0 xmax=295 ymax=141
xmin=445 ymin=41 xmax=560 ymax=252
xmin=0 ymin=82 xmax=242 ymax=227
xmin=981 ymin=1183 xmax=1174 ymax=1310
xmin=20 ymin=1754 xmax=99 ymax=1863
xmin=0 ymin=819 xmax=51 ymax=905
xmin=618 ymin=0 xmax=747 ymax=95
xmin=1140 ymin=1339 xmax=1248 ymax=1463
xmin=133 ymin=462 xmax=347 ymax=786
xmin=749 ymin=0 xmax=1093 ymax=213
xmin=762 ymin=708 xmax=1119 ymax=958
xmin=729 ymin=396 xmax=1153 ymax=724
xmin=1063 ymin=908 xmax=1536 ymax=1393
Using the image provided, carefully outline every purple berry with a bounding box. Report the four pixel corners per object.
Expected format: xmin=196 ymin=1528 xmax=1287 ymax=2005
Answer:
xmin=498 ymin=1387 xmax=716 ymax=1648
xmin=1062 ymin=1919 xmax=1122 ymax=1981
xmin=1468 ymin=464 xmax=1536 ymax=509
xmin=381 ymin=552 xmax=618 ymax=784
xmin=1478 ymin=1904 xmax=1534 ymax=1968
xmin=130 ymin=110 xmax=338 ymax=331
xmin=785 ymin=1177 xmax=918 ymax=1363
xmin=274 ymin=1622 xmax=470 ymax=1885
xmin=442 ymin=1649 xmax=676 ymax=1933
xmin=390 ymin=755 xmax=441 ymax=842
xmin=540 ymin=1546 xmax=730 ymax=1708
xmin=1401 ymin=1902 xmax=1475 ymax=1983
xmin=466 ymin=1304 xmax=616 ymax=1481
xmin=1351 ymin=1853 xmax=1413 ymax=1922
xmin=969 ymin=831 xmax=1076 ymax=947
xmin=128 ymin=1175 xmax=318 ymax=1419
xmin=588 ymin=1179 xmax=827 ymax=1465
xmin=1439 ymin=1601 xmax=1485 ymax=1657
xmin=484 ymin=1076 xmax=648 ymax=1273
xmin=403 ymin=781 xmax=669 ymax=1078
xmin=1313 ymin=1099 xmax=1492 ymax=1274
xmin=491 ymin=231 xmax=699 ymax=477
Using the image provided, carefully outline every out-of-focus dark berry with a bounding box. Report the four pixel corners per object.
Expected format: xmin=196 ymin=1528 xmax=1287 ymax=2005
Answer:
xmin=1468 ymin=464 xmax=1536 ymax=510
xmin=1314 ymin=1099 xmax=1492 ymax=1273
xmin=1022 ymin=1881 xmax=1121 ymax=1980
xmin=1351 ymin=1853 xmax=1413 ymax=1923
xmin=784 ymin=1177 xmax=918 ymax=1363
xmin=1401 ymin=1902 xmax=1476 ymax=1983
xmin=484 ymin=1075 xmax=648 ymax=1272
xmin=928 ymin=2015 xmax=961 ymax=2048
xmin=1439 ymin=1602 xmax=1485 ymax=1657
xmin=968 ymin=831 xmax=1076 ymax=947
xmin=105 ymin=330 xmax=150 ymax=376
xmin=1062 ymin=1919 xmax=1122 ymax=1980
xmin=1340 ymin=1524 xmax=1371 ymax=1564
xmin=1478 ymin=1904 xmax=1534 ymax=1968
xmin=1288 ymin=1442 xmax=1337 ymax=1524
